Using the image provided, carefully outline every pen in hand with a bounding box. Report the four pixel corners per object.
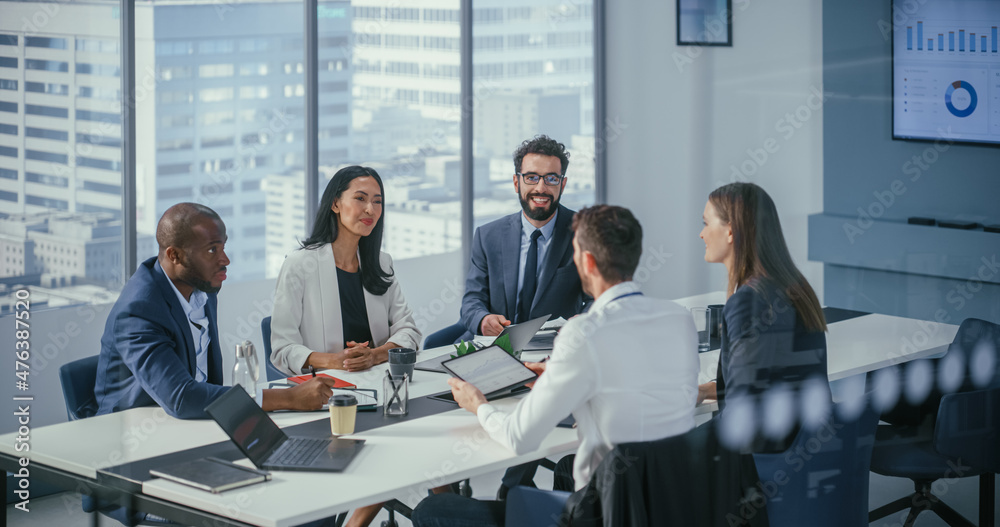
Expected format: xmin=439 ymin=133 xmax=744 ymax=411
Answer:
xmin=310 ymin=366 xmax=317 ymax=378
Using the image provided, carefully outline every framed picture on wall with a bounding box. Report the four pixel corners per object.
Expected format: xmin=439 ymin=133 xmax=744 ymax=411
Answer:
xmin=677 ymin=0 xmax=733 ymax=46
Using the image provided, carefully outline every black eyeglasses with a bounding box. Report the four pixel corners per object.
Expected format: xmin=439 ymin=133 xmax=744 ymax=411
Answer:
xmin=517 ymin=172 xmax=565 ymax=186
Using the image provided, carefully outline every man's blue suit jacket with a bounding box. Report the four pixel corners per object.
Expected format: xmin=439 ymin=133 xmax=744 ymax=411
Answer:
xmin=95 ymin=257 xmax=229 ymax=419
xmin=460 ymin=204 xmax=585 ymax=340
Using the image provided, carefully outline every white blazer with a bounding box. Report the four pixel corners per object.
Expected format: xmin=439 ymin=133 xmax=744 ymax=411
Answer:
xmin=270 ymin=244 xmax=421 ymax=375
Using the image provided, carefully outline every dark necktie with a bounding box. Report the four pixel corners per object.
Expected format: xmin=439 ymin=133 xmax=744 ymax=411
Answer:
xmin=517 ymin=229 xmax=542 ymax=323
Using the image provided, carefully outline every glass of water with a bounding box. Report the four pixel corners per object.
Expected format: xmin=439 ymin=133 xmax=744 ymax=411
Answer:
xmin=691 ymin=307 xmax=710 ymax=352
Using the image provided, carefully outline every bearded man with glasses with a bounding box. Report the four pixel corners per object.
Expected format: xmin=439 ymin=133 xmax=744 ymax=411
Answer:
xmin=456 ymin=135 xmax=588 ymax=499
xmin=459 ymin=134 xmax=588 ymax=343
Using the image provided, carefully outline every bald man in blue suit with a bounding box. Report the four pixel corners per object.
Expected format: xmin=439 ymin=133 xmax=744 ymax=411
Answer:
xmin=96 ymin=203 xmax=336 ymax=420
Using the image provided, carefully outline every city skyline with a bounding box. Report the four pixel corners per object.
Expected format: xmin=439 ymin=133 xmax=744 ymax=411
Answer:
xmin=0 ymin=0 xmax=596 ymax=313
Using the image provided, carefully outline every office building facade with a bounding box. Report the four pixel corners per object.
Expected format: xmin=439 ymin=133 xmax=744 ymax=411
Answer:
xmin=0 ymin=0 xmax=352 ymax=284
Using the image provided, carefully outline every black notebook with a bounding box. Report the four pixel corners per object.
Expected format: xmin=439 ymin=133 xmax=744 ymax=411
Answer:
xmin=150 ymin=457 xmax=271 ymax=493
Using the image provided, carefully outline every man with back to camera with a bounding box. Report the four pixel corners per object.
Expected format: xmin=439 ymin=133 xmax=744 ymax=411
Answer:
xmin=459 ymin=135 xmax=587 ymax=342
xmin=95 ymin=202 xmax=337 ymax=420
xmin=411 ymin=205 xmax=701 ymax=526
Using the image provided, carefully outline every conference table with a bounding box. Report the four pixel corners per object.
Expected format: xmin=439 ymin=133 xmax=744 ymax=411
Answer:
xmin=0 ymin=292 xmax=958 ymax=527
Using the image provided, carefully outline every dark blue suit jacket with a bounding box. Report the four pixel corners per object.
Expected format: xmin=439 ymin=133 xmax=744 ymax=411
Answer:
xmin=459 ymin=205 xmax=585 ymax=340
xmin=715 ymin=279 xmax=829 ymax=451
xmin=95 ymin=257 xmax=228 ymax=419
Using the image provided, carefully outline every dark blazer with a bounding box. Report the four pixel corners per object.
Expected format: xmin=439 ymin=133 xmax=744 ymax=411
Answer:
xmin=459 ymin=204 xmax=585 ymax=340
xmin=95 ymin=257 xmax=228 ymax=419
xmin=564 ymin=423 xmax=768 ymax=527
xmin=715 ymin=278 xmax=829 ymax=451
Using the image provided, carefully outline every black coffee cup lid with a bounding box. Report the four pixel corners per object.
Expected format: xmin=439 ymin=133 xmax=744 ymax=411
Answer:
xmin=329 ymin=394 xmax=357 ymax=407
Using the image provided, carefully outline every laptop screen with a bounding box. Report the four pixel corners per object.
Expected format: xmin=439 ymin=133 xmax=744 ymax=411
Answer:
xmin=205 ymin=388 xmax=286 ymax=465
xmin=497 ymin=314 xmax=550 ymax=351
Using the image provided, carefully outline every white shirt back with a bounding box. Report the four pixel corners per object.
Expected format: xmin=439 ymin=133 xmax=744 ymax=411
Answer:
xmin=477 ymin=281 xmax=700 ymax=489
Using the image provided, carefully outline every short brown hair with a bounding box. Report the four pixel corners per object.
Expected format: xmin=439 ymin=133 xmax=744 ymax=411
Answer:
xmin=571 ymin=205 xmax=642 ymax=282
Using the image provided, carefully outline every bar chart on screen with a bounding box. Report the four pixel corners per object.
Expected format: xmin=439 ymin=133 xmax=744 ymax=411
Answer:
xmin=892 ymin=0 xmax=1000 ymax=144
xmin=902 ymin=21 xmax=998 ymax=54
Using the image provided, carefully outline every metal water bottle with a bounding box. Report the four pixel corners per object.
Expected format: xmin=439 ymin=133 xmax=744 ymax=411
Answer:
xmin=233 ymin=340 xmax=260 ymax=396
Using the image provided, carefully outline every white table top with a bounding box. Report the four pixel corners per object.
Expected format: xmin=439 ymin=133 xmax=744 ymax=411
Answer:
xmin=0 ymin=340 xmax=509 ymax=479
xmin=671 ymin=291 xmax=958 ymax=382
xmin=139 ymin=340 xmax=577 ymax=527
xmin=0 ymin=291 xmax=959 ymax=526
xmin=141 ymin=397 xmax=578 ymax=527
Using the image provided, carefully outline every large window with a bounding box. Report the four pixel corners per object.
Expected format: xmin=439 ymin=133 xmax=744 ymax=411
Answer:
xmin=0 ymin=0 xmax=600 ymax=317
xmin=335 ymin=0 xmax=462 ymax=268
xmin=0 ymin=0 xmax=124 ymax=314
xmin=471 ymin=1 xmax=596 ymax=230
xmin=136 ymin=1 xmax=307 ymax=283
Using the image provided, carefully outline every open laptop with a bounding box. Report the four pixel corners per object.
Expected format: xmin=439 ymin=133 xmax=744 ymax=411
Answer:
xmin=205 ymin=388 xmax=364 ymax=472
xmin=415 ymin=314 xmax=551 ymax=374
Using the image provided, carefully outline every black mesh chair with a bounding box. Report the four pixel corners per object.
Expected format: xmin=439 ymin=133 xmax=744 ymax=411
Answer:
xmin=869 ymin=318 xmax=1000 ymax=527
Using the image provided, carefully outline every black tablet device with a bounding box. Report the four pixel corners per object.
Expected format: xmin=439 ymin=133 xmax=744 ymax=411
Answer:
xmin=415 ymin=314 xmax=551 ymax=374
xmin=441 ymin=345 xmax=538 ymax=399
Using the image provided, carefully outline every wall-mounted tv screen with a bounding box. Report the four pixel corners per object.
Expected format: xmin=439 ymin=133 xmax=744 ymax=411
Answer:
xmin=892 ymin=0 xmax=1000 ymax=145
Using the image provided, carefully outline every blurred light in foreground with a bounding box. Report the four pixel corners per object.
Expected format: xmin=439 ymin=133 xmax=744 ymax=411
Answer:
xmin=835 ymin=374 xmax=868 ymax=422
xmin=938 ymin=348 xmax=965 ymax=393
xmin=761 ymin=384 xmax=794 ymax=441
xmin=970 ymin=340 xmax=997 ymax=389
xmin=801 ymin=375 xmax=832 ymax=429
xmin=904 ymin=359 xmax=934 ymax=405
xmin=718 ymin=395 xmax=756 ymax=450
xmin=872 ymin=366 xmax=901 ymax=413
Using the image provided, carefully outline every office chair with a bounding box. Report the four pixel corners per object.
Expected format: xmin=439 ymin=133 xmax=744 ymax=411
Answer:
xmin=59 ymin=355 xmax=166 ymax=525
xmin=560 ymin=422 xmax=767 ymax=526
xmin=752 ymin=397 xmax=879 ymax=526
xmin=868 ymin=318 xmax=1000 ymax=527
xmin=869 ymin=385 xmax=999 ymax=527
xmin=59 ymin=355 xmax=101 ymax=421
xmin=504 ymin=486 xmax=572 ymax=527
xmin=261 ymin=316 xmax=292 ymax=381
xmin=423 ymin=321 xmax=465 ymax=349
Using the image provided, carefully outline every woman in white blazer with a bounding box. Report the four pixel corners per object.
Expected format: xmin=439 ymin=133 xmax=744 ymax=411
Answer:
xmin=270 ymin=165 xmax=421 ymax=377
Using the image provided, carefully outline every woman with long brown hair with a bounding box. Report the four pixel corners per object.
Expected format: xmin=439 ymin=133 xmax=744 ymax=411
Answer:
xmin=697 ymin=182 xmax=830 ymax=450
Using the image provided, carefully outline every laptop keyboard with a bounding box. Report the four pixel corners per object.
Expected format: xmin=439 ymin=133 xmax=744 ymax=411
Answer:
xmin=268 ymin=437 xmax=328 ymax=466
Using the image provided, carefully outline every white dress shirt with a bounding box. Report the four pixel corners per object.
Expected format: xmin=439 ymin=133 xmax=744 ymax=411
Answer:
xmin=476 ymin=281 xmax=700 ymax=490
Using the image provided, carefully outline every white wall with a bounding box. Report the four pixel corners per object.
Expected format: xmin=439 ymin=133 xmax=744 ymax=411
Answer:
xmin=606 ymin=0 xmax=824 ymax=301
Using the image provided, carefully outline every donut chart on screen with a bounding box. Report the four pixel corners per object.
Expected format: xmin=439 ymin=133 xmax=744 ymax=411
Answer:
xmin=944 ymin=80 xmax=977 ymax=118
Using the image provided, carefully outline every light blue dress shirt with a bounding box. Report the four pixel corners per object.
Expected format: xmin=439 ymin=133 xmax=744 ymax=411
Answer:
xmin=515 ymin=209 xmax=558 ymax=317
xmin=166 ymin=278 xmax=264 ymax=404
xmin=166 ymin=279 xmax=210 ymax=382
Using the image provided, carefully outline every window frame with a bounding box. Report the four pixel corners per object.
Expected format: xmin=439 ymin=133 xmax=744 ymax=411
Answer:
xmin=115 ymin=0 xmax=605 ymax=283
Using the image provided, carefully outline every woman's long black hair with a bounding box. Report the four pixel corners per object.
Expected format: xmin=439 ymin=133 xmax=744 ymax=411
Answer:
xmin=300 ymin=165 xmax=393 ymax=295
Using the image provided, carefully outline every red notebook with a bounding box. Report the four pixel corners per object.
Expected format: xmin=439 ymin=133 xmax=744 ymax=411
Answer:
xmin=286 ymin=373 xmax=356 ymax=388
